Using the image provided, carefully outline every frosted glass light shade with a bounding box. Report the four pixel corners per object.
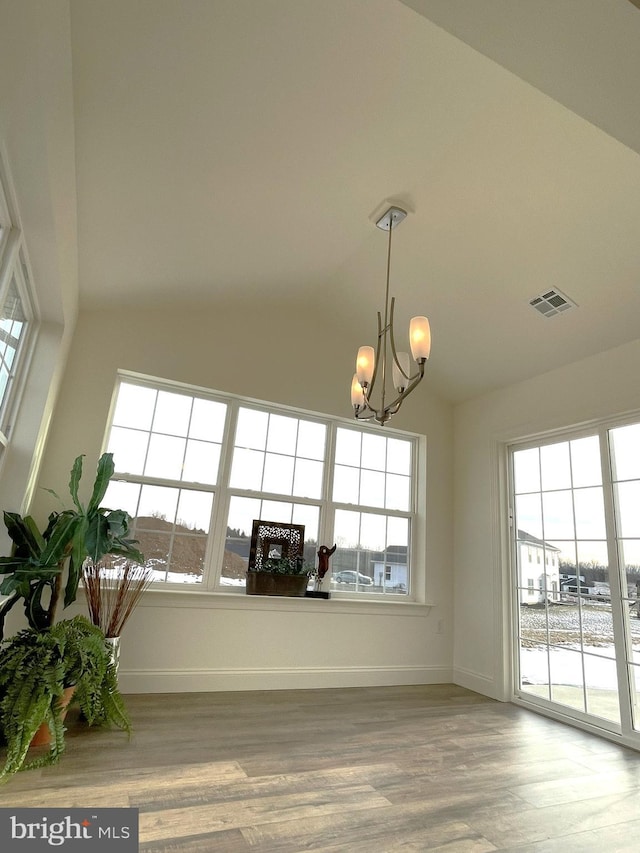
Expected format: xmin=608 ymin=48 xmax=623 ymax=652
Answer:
xmin=392 ymin=351 xmax=411 ymax=391
xmin=356 ymin=346 xmax=375 ymax=385
xmin=351 ymin=373 xmax=365 ymax=407
xmin=409 ymin=316 xmax=431 ymax=361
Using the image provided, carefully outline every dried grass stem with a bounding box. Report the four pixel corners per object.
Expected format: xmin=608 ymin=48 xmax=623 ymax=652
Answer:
xmin=83 ymin=561 xmax=153 ymax=638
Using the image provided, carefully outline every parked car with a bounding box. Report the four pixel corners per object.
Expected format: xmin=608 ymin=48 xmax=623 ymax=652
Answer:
xmin=332 ymin=570 xmax=373 ymax=585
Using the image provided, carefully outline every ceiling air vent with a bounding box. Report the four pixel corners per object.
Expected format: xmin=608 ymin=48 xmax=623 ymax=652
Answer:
xmin=528 ymin=288 xmax=577 ymax=318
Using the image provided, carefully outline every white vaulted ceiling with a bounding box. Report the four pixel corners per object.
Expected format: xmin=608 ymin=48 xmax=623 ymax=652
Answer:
xmin=69 ymin=0 xmax=640 ymax=402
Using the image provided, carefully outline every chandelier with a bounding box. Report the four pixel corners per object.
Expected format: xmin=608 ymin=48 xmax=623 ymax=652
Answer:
xmin=350 ymin=205 xmax=431 ymax=425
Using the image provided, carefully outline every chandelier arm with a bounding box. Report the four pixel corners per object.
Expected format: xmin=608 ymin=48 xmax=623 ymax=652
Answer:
xmin=358 ymin=385 xmax=374 ymax=416
xmin=357 ymin=357 xmax=379 ymax=418
xmin=398 ymin=359 xmax=425 ymax=397
xmin=361 ymin=359 xmax=424 ymax=424
xmin=363 ymin=311 xmax=384 ymax=400
xmin=354 ymin=407 xmax=377 ymax=422
xmin=401 ymin=367 xmax=423 ymax=383
xmin=378 ymin=360 xmax=426 ymax=421
xmin=369 ymin=311 xmax=384 ymax=395
xmin=387 ymin=297 xmax=410 ymax=382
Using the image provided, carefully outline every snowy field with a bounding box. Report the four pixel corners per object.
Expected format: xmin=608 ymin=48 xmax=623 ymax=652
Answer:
xmin=519 ymin=602 xmax=640 ymax=692
xmin=520 ymin=600 xmax=640 ymax=646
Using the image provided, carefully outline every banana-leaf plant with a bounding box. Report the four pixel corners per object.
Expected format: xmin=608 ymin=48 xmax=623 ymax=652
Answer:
xmin=0 ymin=453 xmax=143 ymax=639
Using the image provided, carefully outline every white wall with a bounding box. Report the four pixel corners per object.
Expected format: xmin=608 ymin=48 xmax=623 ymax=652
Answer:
xmin=453 ymin=336 xmax=640 ymax=700
xmin=0 ymin=0 xmax=78 ymax=516
xmin=29 ymin=300 xmax=455 ymax=692
xmin=0 ymin=2 xmax=454 ymax=694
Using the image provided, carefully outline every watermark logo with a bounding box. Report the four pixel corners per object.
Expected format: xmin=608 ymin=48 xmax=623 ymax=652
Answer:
xmin=0 ymin=808 xmax=138 ymax=850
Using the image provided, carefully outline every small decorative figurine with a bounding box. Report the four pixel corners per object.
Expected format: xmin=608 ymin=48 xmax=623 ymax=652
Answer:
xmin=305 ymin=543 xmax=336 ymax=599
xmin=316 ymin=543 xmax=337 ymax=585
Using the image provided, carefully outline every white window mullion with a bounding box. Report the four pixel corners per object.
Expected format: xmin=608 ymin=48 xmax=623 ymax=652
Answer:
xmin=601 ymin=425 xmax=636 ymax=735
xmin=318 ymin=423 xmax=337 ymax=552
xmin=0 ymin=229 xmax=21 ymax=297
xmin=508 ymin=450 xmax=522 ymax=696
xmin=204 ymin=399 xmax=238 ymax=589
xmin=197 ymin=476 xmax=220 ymax=591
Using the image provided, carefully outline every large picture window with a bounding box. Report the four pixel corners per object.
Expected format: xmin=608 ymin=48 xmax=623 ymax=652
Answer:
xmin=102 ymin=374 xmax=422 ymax=597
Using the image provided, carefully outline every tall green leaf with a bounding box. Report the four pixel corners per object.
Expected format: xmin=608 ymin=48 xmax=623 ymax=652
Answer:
xmin=39 ymin=513 xmax=78 ymax=568
xmin=26 ymin=580 xmax=52 ymax=632
xmin=83 ymin=513 xmax=110 ymax=566
xmin=87 ymin=453 xmax=115 ymax=516
xmin=68 ymin=455 xmax=84 ymax=512
xmin=3 ymin=513 xmax=44 ymax=559
xmin=64 ymin=517 xmax=89 ymax=608
xmin=0 ymin=555 xmax=29 ymax=575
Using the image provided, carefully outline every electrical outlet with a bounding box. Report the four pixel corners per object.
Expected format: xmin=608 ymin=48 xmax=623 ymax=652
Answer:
xmin=436 ymin=619 xmax=443 ymax=634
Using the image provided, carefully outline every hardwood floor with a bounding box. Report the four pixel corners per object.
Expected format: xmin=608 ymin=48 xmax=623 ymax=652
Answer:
xmin=2 ymin=684 xmax=640 ymax=851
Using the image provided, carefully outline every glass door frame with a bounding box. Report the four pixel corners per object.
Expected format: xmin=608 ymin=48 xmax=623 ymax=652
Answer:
xmin=508 ymin=415 xmax=640 ymax=750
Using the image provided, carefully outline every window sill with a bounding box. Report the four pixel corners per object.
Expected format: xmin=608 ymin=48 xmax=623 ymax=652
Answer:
xmin=136 ymin=586 xmax=433 ymax=617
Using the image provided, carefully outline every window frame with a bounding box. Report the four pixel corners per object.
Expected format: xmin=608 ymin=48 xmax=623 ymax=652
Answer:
xmin=102 ymin=371 xmax=425 ymax=602
xmin=0 ymin=153 xmax=36 ymax=457
xmin=508 ymin=416 xmax=640 ymax=743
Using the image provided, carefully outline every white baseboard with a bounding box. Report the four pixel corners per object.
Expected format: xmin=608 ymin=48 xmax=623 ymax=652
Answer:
xmin=453 ymin=665 xmax=504 ymax=701
xmin=117 ymin=664 xmax=453 ymax=694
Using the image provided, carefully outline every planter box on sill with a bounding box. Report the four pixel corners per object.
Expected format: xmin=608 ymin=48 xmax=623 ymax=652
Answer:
xmin=246 ymin=572 xmax=309 ymax=597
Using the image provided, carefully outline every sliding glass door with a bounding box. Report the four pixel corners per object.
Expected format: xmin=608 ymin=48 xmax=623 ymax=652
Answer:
xmin=511 ymin=420 xmax=640 ymax=741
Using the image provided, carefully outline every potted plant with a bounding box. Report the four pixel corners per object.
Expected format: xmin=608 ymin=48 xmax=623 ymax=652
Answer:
xmin=82 ymin=560 xmax=154 ymax=669
xmin=0 ymin=615 xmax=131 ymax=779
xmin=0 ymin=453 xmax=144 ymax=639
xmin=246 ymin=555 xmax=315 ymax=597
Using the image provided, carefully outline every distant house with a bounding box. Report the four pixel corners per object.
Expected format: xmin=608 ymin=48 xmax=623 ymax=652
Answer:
xmin=517 ymin=530 xmax=561 ymax=605
xmin=371 ymin=546 xmax=408 ymax=590
xmin=371 ymin=560 xmax=408 ymax=589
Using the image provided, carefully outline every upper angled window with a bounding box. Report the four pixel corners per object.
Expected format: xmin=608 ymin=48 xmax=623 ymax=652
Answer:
xmin=108 ymin=382 xmax=227 ymax=485
xmin=0 ymin=156 xmax=34 ymax=446
xmin=0 ymin=162 xmax=10 ymax=260
xmin=102 ymin=374 xmax=422 ymax=598
xmin=229 ymin=407 xmax=326 ymax=499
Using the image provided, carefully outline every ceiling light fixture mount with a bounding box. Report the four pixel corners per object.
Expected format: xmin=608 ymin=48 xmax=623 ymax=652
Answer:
xmin=350 ymin=205 xmax=431 ymax=426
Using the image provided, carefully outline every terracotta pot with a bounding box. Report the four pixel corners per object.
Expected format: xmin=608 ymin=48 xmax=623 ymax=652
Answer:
xmin=30 ymin=685 xmax=77 ymax=748
xmin=246 ymin=572 xmax=309 ymax=597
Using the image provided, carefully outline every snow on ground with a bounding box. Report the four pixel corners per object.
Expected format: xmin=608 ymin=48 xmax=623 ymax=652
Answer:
xmin=519 ymin=602 xmax=640 ymax=690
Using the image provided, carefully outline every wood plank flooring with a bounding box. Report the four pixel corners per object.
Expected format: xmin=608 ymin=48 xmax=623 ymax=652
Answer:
xmin=2 ymin=684 xmax=640 ymax=851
